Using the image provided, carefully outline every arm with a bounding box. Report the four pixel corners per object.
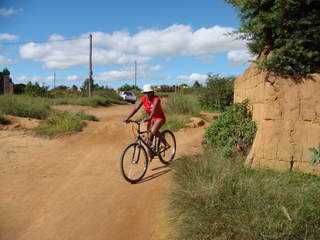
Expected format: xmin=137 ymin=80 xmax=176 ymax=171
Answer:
xmin=124 ymin=100 xmax=143 ymax=123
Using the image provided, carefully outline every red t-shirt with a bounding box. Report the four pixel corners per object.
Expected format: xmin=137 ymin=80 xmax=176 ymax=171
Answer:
xmin=140 ymin=95 xmax=166 ymax=120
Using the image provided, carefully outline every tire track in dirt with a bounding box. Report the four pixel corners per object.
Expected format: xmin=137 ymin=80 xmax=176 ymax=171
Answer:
xmin=0 ymin=105 xmax=204 ymax=240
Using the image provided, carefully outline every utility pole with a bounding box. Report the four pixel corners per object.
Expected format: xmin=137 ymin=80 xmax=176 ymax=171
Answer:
xmin=53 ymin=72 xmax=56 ymax=89
xmin=88 ymin=34 xmax=93 ymax=97
xmin=134 ymin=60 xmax=137 ymax=87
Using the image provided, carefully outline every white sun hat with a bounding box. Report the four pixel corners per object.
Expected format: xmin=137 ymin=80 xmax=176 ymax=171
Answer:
xmin=142 ymin=84 xmax=154 ymax=93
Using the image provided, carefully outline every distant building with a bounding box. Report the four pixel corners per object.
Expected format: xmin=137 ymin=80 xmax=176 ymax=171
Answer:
xmin=0 ymin=68 xmax=14 ymax=95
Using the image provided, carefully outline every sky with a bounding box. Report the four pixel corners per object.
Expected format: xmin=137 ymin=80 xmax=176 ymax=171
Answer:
xmin=0 ymin=0 xmax=253 ymax=89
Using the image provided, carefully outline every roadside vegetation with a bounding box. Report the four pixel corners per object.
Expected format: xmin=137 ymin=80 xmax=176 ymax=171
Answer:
xmin=171 ymin=148 xmax=320 ymax=240
xmin=163 ymin=94 xmax=201 ymax=131
xmin=0 ymin=111 xmax=10 ymax=125
xmin=0 ymin=81 xmax=124 ymax=136
xmin=170 ymin=100 xmax=320 ymax=239
xmin=35 ymin=111 xmax=97 ymax=137
xmin=0 ymin=95 xmax=51 ymax=119
xmin=158 ymin=75 xmax=234 ymax=131
xmin=199 ymin=74 xmax=234 ymax=112
xmin=204 ymin=101 xmax=257 ymax=157
xmin=169 ymin=1 xmax=320 ymax=237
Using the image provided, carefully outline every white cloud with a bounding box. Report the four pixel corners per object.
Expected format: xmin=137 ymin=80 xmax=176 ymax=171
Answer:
xmin=0 ymin=55 xmax=12 ymax=65
xmin=67 ymin=75 xmax=80 ymax=81
xmin=0 ymin=33 xmax=18 ymax=41
xmin=49 ymin=34 xmax=64 ymax=41
xmin=95 ymin=64 xmax=161 ymax=82
xmin=227 ymin=49 xmax=253 ymax=65
xmin=46 ymin=75 xmax=54 ymax=81
xmin=15 ymin=75 xmax=52 ymax=84
xmin=95 ymin=70 xmax=131 ymax=81
xmin=0 ymin=7 xmax=22 ymax=17
xmin=19 ymin=24 xmax=247 ymax=69
xmin=16 ymin=75 xmax=27 ymax=82
xmin=177 ymin=73 xmax=208 ymax=83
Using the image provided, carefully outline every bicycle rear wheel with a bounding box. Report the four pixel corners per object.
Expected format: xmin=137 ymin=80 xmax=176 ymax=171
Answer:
xmin=120 ymin=143 xmax=148 ymax=183
xmin=158 ymin=130 xmax=176 ymax=165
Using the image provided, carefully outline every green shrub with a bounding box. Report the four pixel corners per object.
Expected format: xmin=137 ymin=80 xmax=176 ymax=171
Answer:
xmin=93 ymin=88 xmax=124 ymax=104
xmin=0 ymin=112 xmax=10 ymax=124
xmin=170 ymin=149 xmax=320 ymax=240
xmin=227 ymin=0 xmax=320 ymax=75
xmin=166 ymin=94 xmax=200 ymax=116
xmin=199 ymin=74 xmax=234 ymax=112
xmin=35 ymin=111 xmax=97 ymax=136
xmin=118 ymin=84 xmax=141 ymax=92
xmin=24 ymin=82 xmax=49 ymax=97
xmin=309 ymin=145 xmax=320 ymax=166
xmin=0 ymin=95 xmax=51 ymax=119
xmin=163 ymin=114 xmax=189 ymax=132
xmin=50 ymin=95 xmax=112 ymax=107
xmin=204 ymin=101 xmax=256 ymax=157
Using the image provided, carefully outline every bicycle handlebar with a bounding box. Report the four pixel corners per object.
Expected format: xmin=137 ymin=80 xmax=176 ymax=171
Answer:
xmin=127 ymin=119 xmax=143 ymax=125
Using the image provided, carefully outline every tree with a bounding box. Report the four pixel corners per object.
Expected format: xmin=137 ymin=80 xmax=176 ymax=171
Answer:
xmin=80 ymin=78 xmax=103 ymax=94
xmin=193 ymin=81 xmax=202 ymax=88
xmin=71 ymin=85 xmax=78 ymax=92
xmin=13 ymin=84 xmax=26 ymax=94
xmin=118 ymin=84 xmax=141 ymax=92
xmin=24 ymin=82 xmax=48 ymax=97
xmin=199 ymin=75 xmax=234 ymax=111
xmin=227 ymin=0 xmax=320 ymax=75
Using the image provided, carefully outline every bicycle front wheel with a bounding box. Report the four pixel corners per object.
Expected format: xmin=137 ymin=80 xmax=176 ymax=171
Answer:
xmin=120 ymin=143 xmax=148 ymax=183
xmin=159 ymin=130 xmax=176 ymax=165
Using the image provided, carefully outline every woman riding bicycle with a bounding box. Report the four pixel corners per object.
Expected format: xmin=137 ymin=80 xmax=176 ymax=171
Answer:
xmin=124 ymin=84 xmax=168 ymax=159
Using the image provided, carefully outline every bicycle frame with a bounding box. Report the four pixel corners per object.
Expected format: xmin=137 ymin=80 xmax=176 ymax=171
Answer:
xmin=131 ymin=120 xmax=161 ymax=156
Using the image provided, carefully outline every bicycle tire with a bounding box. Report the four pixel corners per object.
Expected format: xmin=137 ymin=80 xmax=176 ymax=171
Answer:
xmin=120 ymin=143 xmax=148 ymax=183
xmin=158 ymin=130 xmax=176 ymax=165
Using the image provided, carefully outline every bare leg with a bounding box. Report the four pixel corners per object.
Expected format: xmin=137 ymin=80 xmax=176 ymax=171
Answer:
xmin=146 ymin=120 xmax=155 ymax=159
xmin=150 ymin=119 xmax=168 ymax=148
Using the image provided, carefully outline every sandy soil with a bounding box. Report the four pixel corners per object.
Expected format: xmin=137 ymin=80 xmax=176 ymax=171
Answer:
xmin=0 ymin=104 xmax=204 ymax=240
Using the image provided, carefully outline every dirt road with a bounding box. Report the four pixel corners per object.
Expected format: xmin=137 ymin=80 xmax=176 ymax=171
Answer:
xmin=0 ymin=105 xmax=204 ymax=240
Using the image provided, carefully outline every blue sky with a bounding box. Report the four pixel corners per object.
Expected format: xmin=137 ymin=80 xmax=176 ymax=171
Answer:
xmin=0 ymin=0 xmax=252 ymax=88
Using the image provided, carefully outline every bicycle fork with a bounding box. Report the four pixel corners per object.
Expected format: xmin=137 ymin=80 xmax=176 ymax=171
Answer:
xmin=131 ymin=142 xmax=141 ymax=164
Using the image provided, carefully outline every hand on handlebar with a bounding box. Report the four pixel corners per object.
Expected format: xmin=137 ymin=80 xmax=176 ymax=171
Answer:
xmin=123 ymin=118 xmax=130 ymax=124
xmin=143 ymin=117 xmax=151 ymax=123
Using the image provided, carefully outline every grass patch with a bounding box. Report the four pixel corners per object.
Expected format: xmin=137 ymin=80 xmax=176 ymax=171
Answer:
xmin=170 ymin=149 xmax=320 ymax=240
xmin=35 ymin=111 xmax=97 ymax=136
xmin=165 ymin=94 xmax=200 ymax=116
xmin=163 ymin=114 xmax=189 ymax=132
xmin=50 ymin=95 xmax=114 ymax=107
xmin=0 ymin=95 xmax=51 ymax=119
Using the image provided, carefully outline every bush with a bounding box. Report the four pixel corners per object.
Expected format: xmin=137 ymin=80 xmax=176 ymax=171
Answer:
xmin=0 ymin=112 xmax=10 ymax=124
xmin=309 ymin=145 xmax=320 ymax=166
xmin=199 ymin=74 xmax=234 ymax=112
xmin=0 ymin=95 xmax=51 ymax=119
xmin=166 ymin=94 xmax=200 ymax=116
xmin=170 ymin=149 xmax=320 ymax=240
xmin=35 ymin=111 xmax=97 ymax=136
xmin=204 ymin=101 xmax=257 ymax=157
xmin=24 ymin=82 xmax=49 ymax=97
xmin=163 ymin=114 xmax=189 ymax=132
xmin=118 ymin=84 xmax=141 ymax=92
xmin=170 ymin=150 xmax=320 ymax=240
xmin=227 ymin=0 xmax=320 ymax=75
xmin=50 ymin=95 xmax=112 ymax=107
xmin=93 ymin=88 xmax=124 ymax=104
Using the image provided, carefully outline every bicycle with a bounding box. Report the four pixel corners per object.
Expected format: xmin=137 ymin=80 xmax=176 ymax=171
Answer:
xmin=120 ymin=119 xmax=176 ymax=184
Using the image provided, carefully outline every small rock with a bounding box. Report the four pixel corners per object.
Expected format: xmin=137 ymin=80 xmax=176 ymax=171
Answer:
xmin=187 ymin=117 xmax=205 ymax=128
